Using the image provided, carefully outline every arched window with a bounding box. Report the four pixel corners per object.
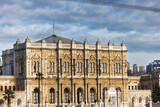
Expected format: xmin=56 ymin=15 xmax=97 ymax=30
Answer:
xmin=49 ymin=62 xmax=54 ymax=73
xmin=64 ymin=62 xmax=69 ymax=72
xmin=5 ymin=86 xmax=7 ymax=91
xmin=90 ymin=88 xmax=95 ymax=103
xmin=17 ymin=99 xmax=21 ymax=106
xmin=128 ymin=86 xmax=130 ymax=90
xmin=132 ymin=86 xmax=134 ymax=90
xmin=90 ymin=63 xmax=95 ymax=73
xmin=139 ymin=97 xmax=142 ymax=103
xmin=102 ymin=63 xmax=107 ymax=73
xmin=34 ymin=88 xmax=39 ymax=104
xmin=135 ymin=86 xmax=137 ymax=90
xmin=145 ymin=97 xmax=149 ymax=104
xmin=9 ymin=86 xmax=11 ymax=90
xmin=0 ymin=86 xmax=3 ymax=91
xmin=77 ymin=88 xmax=83 ymax=104
xmin=116 ymin=88 xmax=121 ymax=106
xmin=0 ymin=99 xmax=4 ymax=106
xmin=34 ymin=61 xmax=39 ymax=72
xmin=103 ymin=88 xmax=107 ymax=102
xmin=64 ymin=88 xmax=70 ymax=103
xmin=132 ymin=97 xmax=135 ymax=107
xmin=50 ymin=88 xmax=55 ymax=103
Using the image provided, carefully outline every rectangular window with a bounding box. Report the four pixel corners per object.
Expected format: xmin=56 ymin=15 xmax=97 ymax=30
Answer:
xmin=92 ymin=63 xmax=94 ymax=73
xmin=34 ymin=62 xmax=36 ymax=72
xmin=104 ymin=63 xmax=107 ymax=72
xmin=115 ymin=63 xmax=120 ymax=73
xmin=66 ymin=62 xmax=69 ymax=72
xmin=77 ymin=63 xmax=79 ymax=72
xmin=90 ymin=63 xmax=92 ymax=72
xmin=34 ymin=93 xmax=39 ymax=104
xmin=64 ymin=62 xmax=66 ymax=72
xmin=36 ymin=62 xmax=39 ymax=72
xmin=49 ymin=62 xmax=54 ymax=73
xmin=79 ymin=63 xmax=82 ymax=72
xmin=102 ymin=63 xmax=104 ymax=73
xmin=13 ymin=86 xmax=15 ymax=91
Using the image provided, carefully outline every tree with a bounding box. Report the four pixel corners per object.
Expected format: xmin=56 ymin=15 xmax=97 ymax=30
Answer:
xmin=35 ymin=72 xmax=44 ymax=107
xmin=3 ymin=89 xmax=15 ymax=107
xmin=152 ymin=85 xmax=160 ymax=103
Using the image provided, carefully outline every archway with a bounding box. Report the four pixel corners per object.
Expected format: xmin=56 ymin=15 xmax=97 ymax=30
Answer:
xmin=90 ymin=88 xmax=96 ymax=103
xmin=77 ymin=88 xmax=83 ymax=104
xmin=103 ymin=88 xmax=108 ymax=102
xmin=64 ymin=88 xmax=70 ymax=103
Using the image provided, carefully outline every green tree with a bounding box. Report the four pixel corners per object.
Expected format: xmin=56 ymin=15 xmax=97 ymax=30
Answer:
xmin=3 ymin=89 xmax=15 ymax=107
xmin=35 ymin=72 xmax=44 ymax=107
xmin=152 ymin=85 xmax=160 ymax=103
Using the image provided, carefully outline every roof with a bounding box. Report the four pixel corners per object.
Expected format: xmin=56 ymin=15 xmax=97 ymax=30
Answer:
xmin=36 ymin=34 xmax=82 ymax=44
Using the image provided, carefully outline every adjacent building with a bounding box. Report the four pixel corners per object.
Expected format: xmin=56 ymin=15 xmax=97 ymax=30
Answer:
xmin=146 ymin=60 xmax=160 ymax=73
xmin=139 ymin=66 xmax=145 ymax=73
xmin=133 ymin=64 xmax=138 ymax=73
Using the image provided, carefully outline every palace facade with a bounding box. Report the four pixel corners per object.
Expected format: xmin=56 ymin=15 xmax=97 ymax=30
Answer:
xmin=0 ymin=35 xmax=155 ymax=107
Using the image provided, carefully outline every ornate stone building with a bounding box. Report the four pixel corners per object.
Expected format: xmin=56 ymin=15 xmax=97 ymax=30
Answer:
xmin=0 ymin=35 xmax=153 ymax=107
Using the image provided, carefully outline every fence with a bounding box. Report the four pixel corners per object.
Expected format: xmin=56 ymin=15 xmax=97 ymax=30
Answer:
xmin=153 ymin=101 xmax=160 ymax=107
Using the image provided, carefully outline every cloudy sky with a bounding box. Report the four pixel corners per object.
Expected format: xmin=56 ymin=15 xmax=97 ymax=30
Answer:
xmin=0 ymin=0 xmax=160 ymax=66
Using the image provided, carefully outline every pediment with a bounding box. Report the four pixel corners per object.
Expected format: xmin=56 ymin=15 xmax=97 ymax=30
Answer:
xmin=89 ymin=54 xmax=96 ymax=60
xmin=47 ymin=54 xmax=55 ymax=59
xmin=63 ymin=54 xmax=70 ymax=60
xmin=77 ymin=54 xmax=83 ymax=60
xmin=102 ymin=55 xmax=108 ymax=60
xmin=113 ymin=55 xmax=122 ymax=61
xmin=32 ymin=53 xmax=40 ymax=59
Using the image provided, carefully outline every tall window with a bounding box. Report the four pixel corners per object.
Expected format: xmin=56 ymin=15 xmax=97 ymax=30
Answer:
xmin=5 ymin=86 xmax=7 ymax=91
xmin=102 ymin=63 xmax=107 ymax=73
xmin=1 ymin=86 xmax=3 ymax=91
xmin=64 ymin=88 xmax=70 ymax=103
xmin=77 ymin=62 xmax=82 ymax=73
xmin=103 ymin=88 xmax=107 ymax=102
xmin=9 ymin=86 xmax=11 ymax=90
xmin=128 ymin=86 xmax=130 ymax=90
xmin=90 ymin=63 xmax=95 ymax=73
xmin=64 ymin=62 xmax=69 ymax=72
xmin=90 ymin=88 xmax=95 ymax=103
xmin=115 ymin=63 xmax=120 ymax=73
xmin=77 ymin=88 xmax=83 ymax=104
xmin=34 ymin=61 xmax=39 ymax=72
xmin=13 ymin=86 xmax=15 ymax=91
xmin=139 ymin=97 xmax=142 ymax=103
xmin=145 ymin=97 xmax=149 ymax=104
xmin=132 ymin=97 xmax=135 ymax=107
xmin=34 ymin=88 xmax=39 ymax=104
xmin=50 ymin=88 xmax=55 ymax=103
xmin=49 ymin=62 xmax=54 ymax=73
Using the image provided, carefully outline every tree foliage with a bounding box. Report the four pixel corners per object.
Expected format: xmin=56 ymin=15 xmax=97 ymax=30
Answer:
xmin=152 ymin=85 xmax=160 ymax=103
xmin=3 ymin=89 xmax=15 ymax=107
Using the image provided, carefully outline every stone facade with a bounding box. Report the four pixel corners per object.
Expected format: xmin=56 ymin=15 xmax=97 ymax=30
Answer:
xmin=0 ymin=35 xmax=153 ymax=107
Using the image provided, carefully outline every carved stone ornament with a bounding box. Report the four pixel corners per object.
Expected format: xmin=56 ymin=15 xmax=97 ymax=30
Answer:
xmin=31 ymin=53 xmax=40 ymax=59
